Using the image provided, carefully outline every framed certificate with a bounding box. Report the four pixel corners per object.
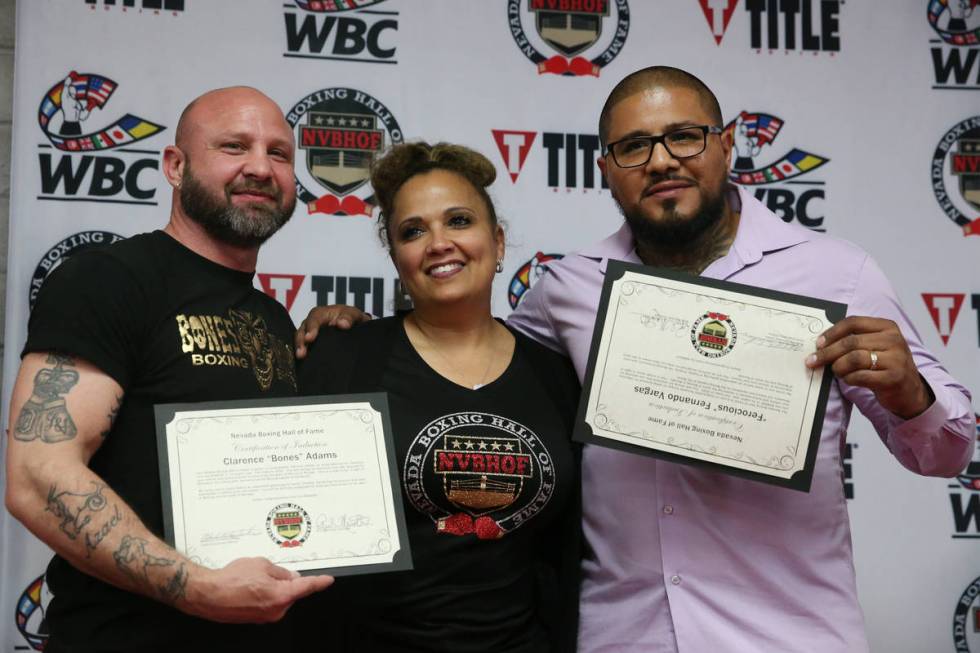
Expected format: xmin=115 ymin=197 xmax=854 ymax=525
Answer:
xmin=574 ymin=261 xmax=847 ymax=492
xmin=155 ymin=394 xmax=412 ymax=576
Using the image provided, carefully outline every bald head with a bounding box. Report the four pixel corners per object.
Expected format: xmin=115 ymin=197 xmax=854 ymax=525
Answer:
xmin=174 ymin=86 xmax=288 ymax=151
xmin=599 ymin=67 xmax=723 ymax=149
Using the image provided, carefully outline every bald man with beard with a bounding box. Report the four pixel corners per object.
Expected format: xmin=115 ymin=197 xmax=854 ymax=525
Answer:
xmin=5 ymin=87 xmax=332 ymax=653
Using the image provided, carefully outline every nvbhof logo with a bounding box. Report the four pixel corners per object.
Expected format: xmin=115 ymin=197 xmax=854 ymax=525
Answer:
xmin=954 ymin=575 xmax=980 ymax=652
xmin=286 ymin=87 xmax=403 ymax=218
xmin=38 ymin=71 xmax=163 ymax=152
xmin=266 ymin=503 xmax=311 ymax=548
xmin=690 ymin=311 xmax=737 ymax=358
xmin=933 ymin=116 xmax=980 ymax=237
xmin=507 ymin=0 xmax=630 ymax=77
xmin=508 ymin=251 xmax=564 ymax=309
xmin=15 ymin=574 xmax=53 ymax=651
xmin=30 ymin=231 xmax=126 ymax=309
xmin=928 ymin=0 xmax=980 ymax=45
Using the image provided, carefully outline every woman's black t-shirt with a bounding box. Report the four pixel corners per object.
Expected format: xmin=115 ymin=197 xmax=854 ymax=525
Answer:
xmin=296 ymin=316 xmax=580 ymax=653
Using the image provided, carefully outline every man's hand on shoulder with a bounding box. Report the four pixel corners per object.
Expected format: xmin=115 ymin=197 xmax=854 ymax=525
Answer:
xmin=806 ymin=316 xmax=934 ymax=419
xmin=294 ymin=305 xmax=372 ymax=359
xmin=184 ymin=557 xmax=333 ymax=623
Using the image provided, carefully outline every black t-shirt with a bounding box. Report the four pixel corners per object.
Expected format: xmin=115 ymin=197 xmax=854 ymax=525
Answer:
xmin=23 ymin=231 xmax=298 ymax=652
xmin=296 ymin=316 xmax=580 ymax=653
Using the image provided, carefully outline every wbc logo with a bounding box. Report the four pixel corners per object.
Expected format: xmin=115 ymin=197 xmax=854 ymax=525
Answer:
xmin=286 ymin=87 xmax=403 ymax=217
xmin=726 ymin=111 xmax=828 ymax=184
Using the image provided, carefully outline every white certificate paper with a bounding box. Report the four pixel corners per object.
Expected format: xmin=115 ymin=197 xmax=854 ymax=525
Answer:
xmin=155 ymin=394 xmax=411 ymax=575
xmin=575 ymin=261 xmax=846 ymax=492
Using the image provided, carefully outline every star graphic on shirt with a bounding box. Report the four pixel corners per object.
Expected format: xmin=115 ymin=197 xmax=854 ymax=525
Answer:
xmin=464 ymin=440 xmax=475 ymax=450
xmin=490 ymin=441 xmax=502 ymax=451
xmin=339 ymin=117 xmax=348 ymax=126
xmin=478 ymin=441 xmax=488 ymax=450
xmin=451 ymin=439 xmax=461 ymax=449
xmin=326 ymin=116 xmax=336 ymax=125
xmin=503 ymin=442 xmax=515 ymax=451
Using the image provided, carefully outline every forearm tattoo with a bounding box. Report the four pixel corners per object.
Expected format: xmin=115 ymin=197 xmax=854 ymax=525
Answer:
xmin=15 ymin=354 xmax=79 ymax=442
xmin=46 ymin=482 xmax=107 ymax=540
xmin=114 ymin=536 xmax=189 ymax=603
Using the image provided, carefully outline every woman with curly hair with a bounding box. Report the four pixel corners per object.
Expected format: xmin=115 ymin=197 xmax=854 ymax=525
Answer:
xmin=294 ymin=142 xmax=580 ymax=652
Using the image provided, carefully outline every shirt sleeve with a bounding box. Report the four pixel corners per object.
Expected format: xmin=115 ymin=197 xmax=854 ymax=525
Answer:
xmin=506 ymin=267 xmax=564 ymax=353
xmin=24 ymin=250 xmax=146 ymax=390
xmin=839 ymin=254 xmax=973 ymax=477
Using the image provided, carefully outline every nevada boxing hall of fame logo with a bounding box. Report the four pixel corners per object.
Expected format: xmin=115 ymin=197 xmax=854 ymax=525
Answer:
xmin=508 ymin=251 xmax=564 ymax=309
xmin=36 ymin=71 xmax=166 ymax=206
xmin=954 ymin=573 xmax=980 ymax=652
xmin=13 ymin=574 xmax=53 ymax=651
xmin=266 ymin=502 xmax=312 ymax=548
xmin=726 ymin=110 xmax=830 ymax=231
xmin=690 ymin=311 xmax=737 ymax=358
xmin=286 ymin=87 xmax=403 ymax=218
xmin=507 ymin=0 xmax=629 ymax=77
xmin=404 ymin=412 xmax=555 ymax=540
xmin=933 ymin=116 xmax=980 ymax=237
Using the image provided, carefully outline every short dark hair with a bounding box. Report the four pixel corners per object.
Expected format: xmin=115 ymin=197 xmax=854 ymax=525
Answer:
xmin=371 ymin=141 xmax=498 ymax=248
xmin=598 ymin=66 xmax=723 ymax=148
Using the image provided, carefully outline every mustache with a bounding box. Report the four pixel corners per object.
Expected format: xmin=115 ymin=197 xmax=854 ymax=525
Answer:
xmin=643 ymin=174 xmax=698 ymax=194
xmin=227 ymin=180 xmax=280 ymax=199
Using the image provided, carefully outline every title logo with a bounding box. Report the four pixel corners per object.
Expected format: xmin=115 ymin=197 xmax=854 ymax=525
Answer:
xmin=949 ymin=414 xmax=980 ymax=539
xmin=699 ymin=0 xmax=738 ymax=44
xmin=928 ymin=0 xmax=980 ymax=90
xmin=922 ymin=293 xmax=967 ymax=344
xmin=404 ymin=412 xmax=556 ymax=539
xmin=85 ymin=0 xmax=184 ymax=12
xmin=507 ymin=0 xmax=630 ymax=77
xmin=492 ymin=130 xmax=538 ymax=182
xmin=700 ymin=0 xmax=842 ymax=52
xmin=266 ymin=503 xmax=311 ymax=547
xmin=691 ymin=312 xmax=737 ymax=358
xmin=283 ymin=0 xmax=398 ymax=64
xmin=30 ymin=231 xmax=126 ymax=309
xmin=727 ymin=110 xmax=830 ymax=230
xmin=14 ymin=574 xmax=52 ymax=651
xmin=953 ymin=574 xmax=980 ymax=651
xmin=286 ymin=87 xmax=403 ymax=218
xmin=37 ymin=71 xmax=165 ymax=205
xmin=508 ymin=252 xmax=564 ymax=308
xmin=256 ymin=272 xmax=412 ymax=318
xmin=933 ymin=116 xmax=980 ymax=236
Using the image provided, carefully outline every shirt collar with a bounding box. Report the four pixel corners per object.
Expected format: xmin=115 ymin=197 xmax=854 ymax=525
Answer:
xmin=580 ymin=185 xmax=812 ymax=276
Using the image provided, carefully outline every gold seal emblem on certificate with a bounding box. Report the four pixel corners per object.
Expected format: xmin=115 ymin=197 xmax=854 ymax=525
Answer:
xmin=690 ymin=311 xmax=737 ymax=358
xmin=266 ymin=503 xmax=311 ymax=548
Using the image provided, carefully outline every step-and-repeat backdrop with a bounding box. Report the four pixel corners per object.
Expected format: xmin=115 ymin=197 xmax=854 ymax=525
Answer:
xmin=0 ymin=1 xmax=977 ymax=651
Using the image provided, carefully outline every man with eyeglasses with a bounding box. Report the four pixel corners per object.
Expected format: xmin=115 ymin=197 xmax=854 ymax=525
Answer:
xmin=506 ymin=66 xmax=972 ymax=652
xmin=294 ymin=65 xmax=972 ymax=652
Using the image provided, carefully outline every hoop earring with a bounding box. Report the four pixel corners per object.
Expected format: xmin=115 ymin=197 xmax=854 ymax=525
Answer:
xmin=495 ymin=260 xmax=504 ymax=274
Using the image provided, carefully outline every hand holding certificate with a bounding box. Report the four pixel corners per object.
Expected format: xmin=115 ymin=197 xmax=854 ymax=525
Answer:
xmin=155 ymin=394 xmax=411 ymax=576
xmin=575 ymin=261 xmax=846 ymax=492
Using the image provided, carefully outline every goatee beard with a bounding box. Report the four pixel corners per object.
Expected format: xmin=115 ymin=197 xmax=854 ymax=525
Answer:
xmin=179 ymin=165 xmax=295 ymax=248
xmin=622 ymin=182 xmax=727 ymax=251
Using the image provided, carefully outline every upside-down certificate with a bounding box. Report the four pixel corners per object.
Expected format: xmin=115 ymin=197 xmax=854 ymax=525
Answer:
xmin=574 ymin=261 xmax=846 ymax=492
xmin=155 ymin=394 xmax=411 ymax=575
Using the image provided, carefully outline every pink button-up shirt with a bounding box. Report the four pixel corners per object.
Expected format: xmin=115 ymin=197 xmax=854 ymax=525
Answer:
xmin=508 ymin=186 xmax=973 ymax=653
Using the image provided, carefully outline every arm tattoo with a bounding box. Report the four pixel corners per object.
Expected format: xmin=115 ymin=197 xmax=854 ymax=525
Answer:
xmin=14 ymin=354 xmax=79 ymax=442
xmin=158 ymin=563 xmax=189 ymax=602
xmin=113 ymin=535 xmax=179 ymax=591
xmin=100 ymin=394 xmax=123 ymax=439
xmin=84 ymin=504 xmax=123 ymax=557
xmin=46 ymin=482 xmax=107 ymax=540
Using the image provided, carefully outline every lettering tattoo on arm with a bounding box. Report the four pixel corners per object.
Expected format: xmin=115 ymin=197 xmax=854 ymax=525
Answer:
xmin=46 ymin=482 xmax=107 ymax=540
xmin=113 ymin=536 xmax=189 ymax=603
xmin=14 ymin=354 xmax=79 ymax=442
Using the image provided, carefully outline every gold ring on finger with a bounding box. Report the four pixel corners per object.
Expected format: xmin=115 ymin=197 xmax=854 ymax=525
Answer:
xmin=869 ymin=350 xmax=879 ymax=371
